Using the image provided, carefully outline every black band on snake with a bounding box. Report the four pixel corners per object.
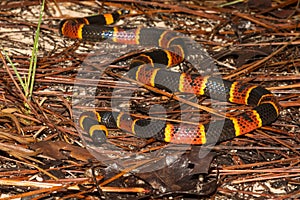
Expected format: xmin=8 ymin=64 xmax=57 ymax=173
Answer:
xmin=60 ymin=10 xmax=280 ymax=145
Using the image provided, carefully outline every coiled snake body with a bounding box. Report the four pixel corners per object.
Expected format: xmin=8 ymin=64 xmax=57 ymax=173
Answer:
xmin=60 ymin=10 xmax=280 ymax=145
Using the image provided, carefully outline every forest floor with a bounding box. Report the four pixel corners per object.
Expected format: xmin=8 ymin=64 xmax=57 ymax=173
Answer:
xmin=0 ymin=0 xmax=299 ymax=199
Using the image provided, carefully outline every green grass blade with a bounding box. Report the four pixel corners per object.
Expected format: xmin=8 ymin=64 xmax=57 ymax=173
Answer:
xmin=0 ymin=47 xmax=26 ymax=91
xmin=27 ymin=0 xmax=46 ymax=99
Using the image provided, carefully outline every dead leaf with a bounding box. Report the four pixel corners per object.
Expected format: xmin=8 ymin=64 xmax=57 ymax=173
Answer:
xmin=137 ymin=146 xmax=216 ymax=194
xmin=30 ymin=141 xmax=95 ymax=162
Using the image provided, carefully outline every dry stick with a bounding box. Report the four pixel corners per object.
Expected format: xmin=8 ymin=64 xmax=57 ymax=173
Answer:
xmin=0 ymin=50 xmax=59 ymax=180
xmin=0 ymin=179 xmax=147 ymax=200
xmin=261 ymin=126 xmax=294 ymax=136
xmin=212 ymin=145 xmax=300 ymax=151
xmin=99 ymin=158 xmax=157 ymax=187
xmin=0 ymin=53 xmax=26 ymax=100
xmin=0 ymin=16 xmax=56 ymax=32
xmin=256 ymin=129 xmax=300 ymax=156
xmin=0 ymin=52 xmax=40 ymax=119
xmin=224 ymin=43 xmax=289 ymax=80
xmin=279 ymin=100 xmax=300 ymax=108
xmin=231 ymin=173 xmax=300 ymax=184
xmin=258 ymin=0 xmax=299 ymax=14
xmin=0 ymin=184 xmax=65 ymax=200
xmin=233 ymin=11 xmax=278 ymax=30
xmin=105 ymin=70 xmax=227 ymax=119
xmin=0 ymin=1 xmax=42 ymax=9
xmin=0 ymin=154 xmax=58 ymax=180
xmin=248 ymin=75 xmax=300 ymax=82
xmin=237 ymin=40 xmax=300 ymax=47
xmin=218 ymin=187 xmax=275 ymax=198
xmin=0 ymin=142 xmax=41 ymax=162
xmin=279 ymin=191 xmax=300 ymax=200
xmin=216 ymin=168 xmax=300 ymax=175
xmin=14 ymin=112 xmax=42 ymax=123
xmin=105 ymin=0 xmax=223 ymax=21
xmin=268 ymin=83 xmax=300 ymax=90
xmin=223 ymin=157 xmax=299 ymax=170
xmin=0 ymin=131 xmax=35 ymax=144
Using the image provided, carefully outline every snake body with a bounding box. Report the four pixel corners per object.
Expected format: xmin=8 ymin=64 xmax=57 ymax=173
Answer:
xmin=60 ymin=10 xmax=280 ymax=145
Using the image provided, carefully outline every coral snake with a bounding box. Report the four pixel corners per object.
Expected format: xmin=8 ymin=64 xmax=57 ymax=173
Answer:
xmin=60 ymin=10 xmax=280 ymax=145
